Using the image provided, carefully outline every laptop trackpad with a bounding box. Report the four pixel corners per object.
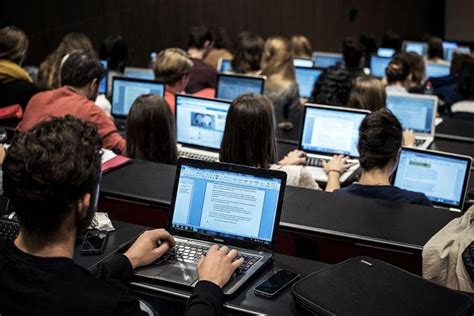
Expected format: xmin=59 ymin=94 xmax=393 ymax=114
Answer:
xmin=155 ymin=262 xmax=198 ymax=286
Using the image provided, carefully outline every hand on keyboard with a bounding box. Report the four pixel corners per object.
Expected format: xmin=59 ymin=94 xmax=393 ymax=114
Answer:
xmin=279 ymin=149 xmax=307 ymax=166
xmin=197 ymin=245 xmax=244 ymax=288
xmin=403 ymin=129 xmax=416 ymax=147
xmin=323 ymin=155 xmax=352 ymax=175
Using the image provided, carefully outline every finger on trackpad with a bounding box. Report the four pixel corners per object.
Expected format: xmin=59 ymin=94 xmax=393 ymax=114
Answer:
xmin=155 ymin=264 xmax=197 ymax=286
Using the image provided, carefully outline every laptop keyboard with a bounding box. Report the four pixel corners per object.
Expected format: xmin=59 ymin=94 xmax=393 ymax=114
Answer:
xmin=158 ymin=242 xmax=260 ymax=274
xmin=178 ymin=150 xmax=217 ymax=162
xmin=0 ymin=218 xmax=20 ymax=242
xmin=306 ymin=157 xmax=328 ymax=168
xmin=415 ymin=139 xmax=426 ymax=146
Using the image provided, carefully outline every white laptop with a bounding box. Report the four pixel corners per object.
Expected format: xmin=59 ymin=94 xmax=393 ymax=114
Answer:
xmin=386 ymin=93 xmax=438 ymax=149
xmin=370 ymin=55 xmax=392 ymax=78
xmin=393 ymin=147 xmax=472 ymax=212
xmin=299 ymin=104 xmax=370 ymax=183
xmin=295 ymin=66 xmax=323 ymax=99
xmin=217 ymin=58 xmax=233 ymax=73
xmin=215 ymin=73 xmax=266 ymax=101
xmin=124 ymin=67 xmax=155 ymax=80
xmin=175 ymin=94 xmax=231 ymax=161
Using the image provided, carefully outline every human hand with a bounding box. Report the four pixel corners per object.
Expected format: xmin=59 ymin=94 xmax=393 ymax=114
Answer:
xmin=323 ymin=155 xmax=352 ymax=175
xmin=403 ymin=129 xmax=415 ymax=147
xmin=197 ymin=245 xmax=244 ymax=288
xmin=124 ymin=229 xmax=176 ymax=269
xmin=279 ymin=150 xmax=307 ymax=166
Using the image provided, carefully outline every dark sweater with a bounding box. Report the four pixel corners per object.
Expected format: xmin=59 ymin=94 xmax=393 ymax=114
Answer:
xmin=185 ymin=58 xmax=217 ymax=94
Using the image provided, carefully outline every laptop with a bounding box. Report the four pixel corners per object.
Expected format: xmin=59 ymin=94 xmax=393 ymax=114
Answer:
xmin=215 ymin=73 xmax=266 ymax=101
xmin=175 ymin=94 xmax=231 ymax=161
xmin=217 ymin=58 xmax=233 ymax=73
xmin=402 ymin=41 xmax=428 ymax=57
xmin=134 ymin=158 xmax=287 ymax=295
xmin=293 ymin=58 xmax=315 ymax=68
xmin=311 ymin=51 xmax=343 ymax=68
xmin=99 ymin=60 xmax=108 ymax=95
xmin=370 ymin=55 xmax=392 ymax=78
xmin=377 ymin=48 xmax=395 ymax=58
xmin=393 ymin=147 xmax=472 ymax=212
xmin=299 ymin=104 xmax=370 ymax=183
xmin=124 ymin=67 xmax=155 ymax=80
xmin=426 ymin=63 xmax=451 ymax=78
xmin=111 ymin=77 xmax=165 ymax=129
xmin=445 ymin=46 xmax=471 ymax=61
xmin=386 ymin=92 xmax=438 ymax=149
xmin=295 ymin=66 xmax=322 ymax=98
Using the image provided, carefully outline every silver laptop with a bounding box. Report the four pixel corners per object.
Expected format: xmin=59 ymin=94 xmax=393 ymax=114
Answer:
xmin=402 ymin=41 xmax=428 ymax=57
xmin=215 ymin=73 xmax=266 ymax=101
xmin=134 ymin=158 xmax=287 ymax=295
xmin=299 ymin=104 xmax=370 ymax=183
xmin=295 ymin=66 xmax=323 ymax=98
xmin=311 ymin=51 xmax=343 ymax=68
xmin=386 ymin=93 xmax=438 ymax=149
xmin=175 ymin=94 xmax=231 ymax=161
xmin=124 ymin=67 xmax=155 ymax=80
xmin=393 ymin=147 xmax=472 ymax=212
xmin=217 ymin=58 xmax=232 ymax=73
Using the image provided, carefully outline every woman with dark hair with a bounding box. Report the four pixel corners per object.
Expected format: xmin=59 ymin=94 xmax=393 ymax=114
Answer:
xmin=126 ymin=94 xmax=178 ymax=164
xmin=336 ymin=109 xmax=432 ymax=206
xmin=231 ymin=32 xmax=264 ymax=75
xmin=385 ymin=56 xmax=412 ymax=93
xmin=451 ymin=59 xmax=474 ymax=114
xmin=347 ymin=75 xmax=386 ymax=111
xmin=220 ymin=93 xmax=349 ymax=191
xmin=427 ymin=37 xmax=449 ymax=65
xmin=404 ymin=51 xmax=426 ymax=91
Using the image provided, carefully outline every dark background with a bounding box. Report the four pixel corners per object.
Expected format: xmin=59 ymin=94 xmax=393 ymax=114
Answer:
xmin=1 ymin=0 xmax=448 ymax=67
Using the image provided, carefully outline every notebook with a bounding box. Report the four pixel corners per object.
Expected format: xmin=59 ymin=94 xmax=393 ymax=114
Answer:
xmin=175 ymin=94 xmax=231 ymax=161
xmin=293 ymin=58 xmax=315 ymax=68
xmin=426 ymin=63 xmax=451 ymax=78
xmin=311 ymin=51 xmax=343 ymax=68
xmin=393 ymin=147 xmax=472 ymax=211
xmin=217 ymin=58 xmax=233 ymax=73
xmin=370 ymin=55 xmax=392 ymax=78
xmin=124 ymin=67 xmax=155 ymax=80
xmin=215 ymin=73 xmax=266 ymax=101
xmin=402 ymin=41 xmax=428 ymax=57
xmin=134 ymin=158 xmax=287 ymax=295
xmin=299 ymin=104 xmax=370 ymax=183
xmin=386 ymin=92 xmax=438 ymax=149
xmin=295 ymin=66 xmax=322 ymax=98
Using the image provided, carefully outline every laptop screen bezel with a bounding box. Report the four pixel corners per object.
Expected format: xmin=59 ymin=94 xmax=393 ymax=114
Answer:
xmin=392 ymin=147 xmax=472 ymax=210
xmin=168 ymin=158 xmax=287 ymax=250
xmin=123 ymin=66 xmax=155 ymax=80
xmin=111 ymin=76 xmax=165 ymax=118
xmin=294 ymin=66 xmax=323 ymax=98
xmin=175 ymin=94 xmax=231 ymax=152
xmin=298 ymin=104 xmax=370 ymax=159
xmin=215 ymin=73 xmax=266 ymax=100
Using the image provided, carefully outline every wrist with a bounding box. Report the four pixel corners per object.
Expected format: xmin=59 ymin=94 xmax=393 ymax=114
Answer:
xmin=327 ymin=169 xmax=342 ymax=177
xmin=124 ymin=252 xmax=140 ymax=269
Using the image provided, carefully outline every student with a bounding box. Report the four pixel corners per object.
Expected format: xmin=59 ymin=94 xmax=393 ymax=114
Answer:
xmin=359 ymin=34 xmax=377 ymax=68
xmin=37 ymin=32 xmax=94 ymax=90
xmin=260 ymin=36 xmax=300 ymax=129
xmin=290 ymin=35 xmax=312 ymax=59
xmin=384 ymin=56 xmax=412 ymax=93
xmin=203 ymin=25 xmax=233 ymax=69
xmin=0 ymin=26 xmax=40 ymax=126
xmin=403 ymin=51 xmax=426 ymax=93
xmin=451 ymin=59 xmax=474 ymax=114
xmin=219 ymin=93 xmax=349 ymax=192
xmin=231 ymin=32 xmax=264 ymax=75
xmin=427 ymin=37 xmax=450 ymax=65
xmin=18 ymin=51 xmax=125 ymax=153
xmin=0 ymin=116 xmax=243 ymax=315
xmin=185 ymin=25 xmax=217 ymax=94
xmin=336 ymin=109 xmax=432 ymax=206
xmin=347 ymin=75 xmax=386 ymax=112
xmin=99 ymin=34 xmax=130 ymax=94
xmin=126 ymin=94 xmax=178 ymax=164
xmin=381 ymin=31 xmax=402 ymax=52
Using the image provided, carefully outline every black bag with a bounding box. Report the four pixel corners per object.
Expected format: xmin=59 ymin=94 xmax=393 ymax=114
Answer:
xmin=292 ymin=256 xmax=474 ymax=316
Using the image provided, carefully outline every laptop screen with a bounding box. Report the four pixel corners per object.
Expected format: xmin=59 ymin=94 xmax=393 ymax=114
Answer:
xmin=312 ymin=52 xmax=343 ymax=68
xmin=426 ymin=63 xmax=451 ymax=78
xmin=403 ymin=41 xmax=427 ymax=56
xmin=377 ymin=48 xmax=395 ymax=58
xmin=386 ymin=94 xmax=436 ymax=134
xmin=219 ymin=59 xmax=233 ymax=73
xmin=293 ymin=58 xmax=314 ymax=68
xmin=216 ymin=74 xmax=264 ymax=100
xmin=112 ymin=78 xmax=165 ymax=117
xmin=295 ymin=67 xmax=322 ymax=98
xmin=394 ymin=149 xmax=471 ymax=208
xmin=445 ymin=46 xmax=470 ymax=61
xmin=171 ymin=163 xmax=283 ymax=245
xmin=370 ymin=55 xmax=392 ymax=78
xmin=300 ymin=106 xmax=367 ymax=157
xmin=124 ymin=67 xmax=155 ymax=80
xmin=176 ymin=95 xmax=231 ymax=150
xmin=99 ymin=60 xmax=108 ymax=94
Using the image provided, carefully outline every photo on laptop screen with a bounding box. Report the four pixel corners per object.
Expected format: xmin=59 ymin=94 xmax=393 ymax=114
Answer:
xmin=215 ymin=74 xmax=265 ymax=101
xmin=402 ymin=41 xmax=428 ymax=56
xmin=393 ymin=148 xmax=471 ymax=209
xmin=112 ymin=77 xmax=165 ymax=117
xmin=176 ymin=95 xmax=231 ymax=150
xmin=299 ymin=105 xmax=368 ymax=157
xmin=124 ymin=67 xmax=155 ymax=80
xmin=426 ymin=63 xmax=451 ymax=78
xmin=370 ymin=55 xmax=392 ymax=78
xmin=295 ymin=67 xmax=322 ymax=98
xmin=170 ymin=160 xmax=286 ymax=246
xmin=312 ymin=52 xmax=343 ymax=68
xmin=386 ymin=93 xmax=437 ymax=134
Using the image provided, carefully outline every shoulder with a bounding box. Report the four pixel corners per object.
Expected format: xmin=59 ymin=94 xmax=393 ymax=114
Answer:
xmin=391 ymin=186 xmax=433 ymax=206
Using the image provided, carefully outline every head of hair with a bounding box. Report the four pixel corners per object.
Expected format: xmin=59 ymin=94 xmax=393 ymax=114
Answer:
xmin=99 ymin=34 xmax=129 ymax=72
xmin=60 ymin=51 xmax=105 ymax=87
xmin=381 ymin=31 xmax=402 ymax=51
xmin=126 ymin=94 xmax=178 ymax=164
xmin=290 ymin=35 xmax=312 ymax=59
xmin=153 ymin=48 xmax=193 ymax=85
xmin=359 ymin=33 xmax=377 ymax=67
xmin=3 ymin=116 xmax=102 ymax=239
xmin=451 ymin=52 xmax=472 ymax=76
xmin=231 ymin=32 xmax=264 ymax=74
xmin=0 ymin=26 xmax=28 ymax=65
xmin=260 ymin=36 xmax=295 ymax=80
xmin=347 ymin=75 xmax=386 ymax=111
xmin=187 ymin=25 xmax=213 ymax=50
xmin=219 ymin=93 xmax=277 ymax=169
xmin=209 ymin=25 xmax=231 ymax=50
xmin=385 ymin=56 xmax=411 ymax=85
xmin=427 ymin=36 xmax=444 ymax=60
xmin=342 ymin=37 xmax=364 ymax=69
xmin=403 ymin=51 xmax=426 ymax=85
xmin=357 ymin=109 xmax=402 ymax=171
xmin=458 ymin=59 xmax=474 ymax=100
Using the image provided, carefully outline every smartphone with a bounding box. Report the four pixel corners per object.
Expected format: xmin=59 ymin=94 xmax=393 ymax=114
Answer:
xmin=254 ymin=269 xmax=300 ymax=298
xmin=80 ymin=230 xmax=108 ymax=255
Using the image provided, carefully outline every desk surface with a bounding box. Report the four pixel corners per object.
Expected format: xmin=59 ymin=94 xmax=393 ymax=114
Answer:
xmin=436 ymin=118 xmax=474 ymax=143
xmin=101 ymin=160 xmax=459 ymax=251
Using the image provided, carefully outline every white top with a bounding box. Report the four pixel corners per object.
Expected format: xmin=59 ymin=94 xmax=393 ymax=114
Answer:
xmin=451 ymin=100 xmax=474 ymax=113
xmin=270 ymin=164 xmax=320 ymax=190
xmin=95 ymin=94 xmax=112 ymax=117
xmin=386 ymin=85 xmax=408 ymax=94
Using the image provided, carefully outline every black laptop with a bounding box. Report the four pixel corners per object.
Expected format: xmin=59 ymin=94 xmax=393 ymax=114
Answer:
xmin=134 ymin=158 xmax=287 ymax=295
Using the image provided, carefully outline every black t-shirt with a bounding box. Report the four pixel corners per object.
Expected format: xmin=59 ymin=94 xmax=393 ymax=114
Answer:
xmin=0 ymin=241 xmax=223 ymax=315
xmin=0 ymin=79 xmax=41 ymax=127
xmin=336 ymin=183 xmax=433 ymax=207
